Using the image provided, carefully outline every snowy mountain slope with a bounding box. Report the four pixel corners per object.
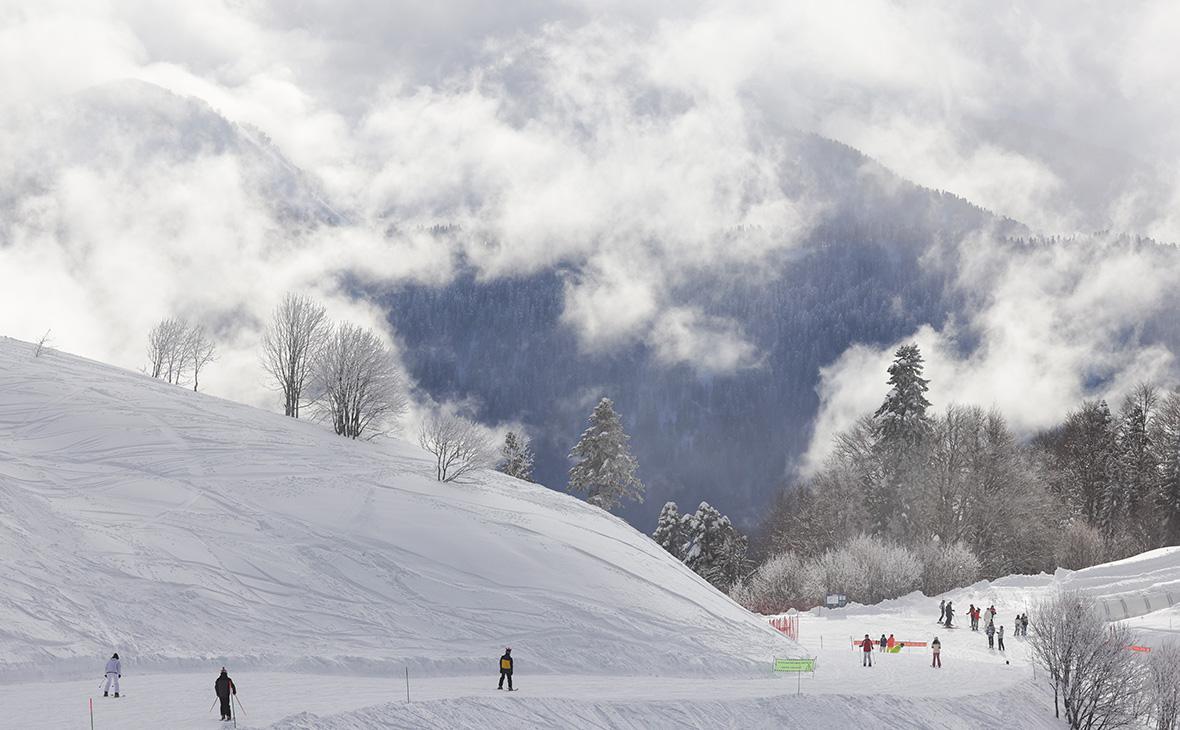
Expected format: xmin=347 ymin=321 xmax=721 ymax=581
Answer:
xmin=0 ymin=336 xmax=794 ymax=680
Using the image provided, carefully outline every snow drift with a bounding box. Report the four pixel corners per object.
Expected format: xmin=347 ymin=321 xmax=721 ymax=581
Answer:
xmin=0 ymin=337 xmax=793 ymax=680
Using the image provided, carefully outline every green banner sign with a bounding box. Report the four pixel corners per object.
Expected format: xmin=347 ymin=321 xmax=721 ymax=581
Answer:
xmin=773 ymin=658 xmax=815 ymax=673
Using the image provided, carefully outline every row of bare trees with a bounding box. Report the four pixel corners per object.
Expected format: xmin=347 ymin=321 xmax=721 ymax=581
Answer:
xmin=146 ymin=293 xmax=506 ymax=482
xmin=260 ymin=293 xmax=407 ymax=440
xmin=145 ymin=318 xmax=217 ymax=391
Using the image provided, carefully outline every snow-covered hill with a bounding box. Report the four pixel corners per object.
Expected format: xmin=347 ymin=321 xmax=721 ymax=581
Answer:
xmin=0 ymin=336 xmax=792 ymax=682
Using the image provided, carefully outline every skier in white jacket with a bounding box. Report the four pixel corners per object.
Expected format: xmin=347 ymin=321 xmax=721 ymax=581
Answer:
xmin=102 ymin=653 xmax=121 ymax=697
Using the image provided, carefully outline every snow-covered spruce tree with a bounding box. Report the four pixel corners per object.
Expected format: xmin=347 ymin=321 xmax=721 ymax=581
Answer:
xmin=870 ymin=343 xmax=933 ymax=540
xmin=310 ymin=323 xmax=406 ymax=439
xmin=567 ymin=397 xmax=644 ymax=511
xmin=261 ymin=292 xmax=330 ymax=418
xmin=681 ymin=502 xmax=748 ymax=590
xmin=497 ymin=431 xmax=535 ymax=482
xmin=652 ymin=501 xmax=687 ymax=560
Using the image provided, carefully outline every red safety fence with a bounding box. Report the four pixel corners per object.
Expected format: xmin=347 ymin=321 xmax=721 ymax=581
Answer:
xmin=1128 ymin=645 xmax=1152 ymax=653
xmin=899 ymin=641 xmax=927 ymax=647
xmin=769 ymin=614 xmax=799 ymax=640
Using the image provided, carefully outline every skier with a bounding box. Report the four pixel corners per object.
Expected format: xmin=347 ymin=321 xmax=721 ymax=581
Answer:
xmin=943 ymin=601 xmax=954 ymax=628
xmin=879 ymin=633 xmax=887 ymax=653
xmin=968 ymin=604 xmax=977 ymax=630
xmin=1022 ymin=613 xmax=1030 ymax=636
xmin=986 ymin=621 xmax=995 ymax=649
xmin=887 ymin=634 xmax=896 ymax=651
xmin=498 ymin=647 xmax=514 ymax=690
xmin=102 ymin=652 xmax=121 ymax=697
xmin=214 ymin=667 xmax=237 ymax=722
xmin=931 ymin=637 xmax=942 ymax=668
xmin=861 ymin=634 xmax=874 ymax=667
xmin=998 ymin=625 xmax=1005 ymax=652
xmin=938 ymin=599 xmax=946 ymax=624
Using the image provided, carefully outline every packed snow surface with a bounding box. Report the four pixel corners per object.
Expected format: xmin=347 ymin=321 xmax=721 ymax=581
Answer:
xmin=0 ymin=337 xmax=792 ymax=681
xmin=9 ymin=336 xmax=1177 ymax=727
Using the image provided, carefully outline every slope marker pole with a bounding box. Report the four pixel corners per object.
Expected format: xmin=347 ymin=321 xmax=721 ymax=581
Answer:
xmin=406 ymin=666 xmax=411 ymax=703
xmin=90 ymin=697 xmax=94 ymax=730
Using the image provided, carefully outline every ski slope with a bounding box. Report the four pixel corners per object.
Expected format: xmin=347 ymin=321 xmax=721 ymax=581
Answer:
xmin=0 ymin=335 xmax=1131 ymax=727
xmin=0 ymin=335 xmax=792 ymax=683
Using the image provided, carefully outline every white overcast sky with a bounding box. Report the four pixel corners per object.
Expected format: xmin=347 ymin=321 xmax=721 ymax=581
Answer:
xmin=1 ymin=0 xmax=1178 ymax=457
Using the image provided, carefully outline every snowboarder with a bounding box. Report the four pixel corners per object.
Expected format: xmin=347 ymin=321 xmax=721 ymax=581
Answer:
xmin=498 ymin=648 xmax=514 ymax=690
xmin=861 ymin=634 xmax=874 ymax=667
xmin=938 ymin=599 xmax=946 ymax=624
xmin=102 ymin=653 xmax=121 ymax=697
xmin=887 ymin=634 xmax=896 ymax=651
xmin=998 ymin=625 xmax=1005 ymax=652
xmin=931 ymin=637 xmax=941 ymax=668
xmin=879 ymin=633 xmax=887 ymax=653
xmin=215 ymin=667 xmax=236 ymax=722
xmin=986 ymin=621 xmax=995 ymax=649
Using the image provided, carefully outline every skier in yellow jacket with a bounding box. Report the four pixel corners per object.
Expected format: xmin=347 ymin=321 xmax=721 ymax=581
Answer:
xmin=498 ymin=648 xmax=514 ymax=690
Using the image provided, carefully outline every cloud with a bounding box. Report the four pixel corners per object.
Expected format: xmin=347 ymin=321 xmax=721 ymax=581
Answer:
xmin=2 ymin=0 xmax=1180 ymax=418
xmin=802 ymin=233 xmax=1180 ymax=474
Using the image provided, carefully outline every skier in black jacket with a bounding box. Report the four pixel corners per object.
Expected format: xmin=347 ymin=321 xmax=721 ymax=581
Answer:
xmin=215 ymin=668 xmax=237 ymax=721
xmin=498 ymin=648 xmax=514 ymax=690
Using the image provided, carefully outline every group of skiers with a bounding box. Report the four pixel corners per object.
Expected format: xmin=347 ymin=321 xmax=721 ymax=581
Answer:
xmin=98 ymin=648 xmax=517 ymax=719
xmin=860 ymin=634 xmax=943 ymax=668
xmin=938 ymin=599 xmax=955 ymax=628
xmin=936 ymin=600 xmax=1032 ymax=654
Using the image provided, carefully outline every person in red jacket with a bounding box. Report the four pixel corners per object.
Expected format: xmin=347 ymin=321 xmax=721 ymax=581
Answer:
xmin=861 ymin=634 xmax=874 ymax=667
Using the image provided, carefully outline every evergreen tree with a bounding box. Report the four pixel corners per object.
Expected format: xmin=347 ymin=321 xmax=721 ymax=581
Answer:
xmin=497 ymin=431 xmax=535 ymax=482
xmin=869 ymin=344 xmax=932 ymax=539
xmin=682 ymin=502 xmax=748 ymax=589
xmin=874 ymin=344 xmax=933 ymax=448
xmin=652 ymin=501 xmax=687 ymax=559
xmin=568 ymin=397 xmax=645 ymax=511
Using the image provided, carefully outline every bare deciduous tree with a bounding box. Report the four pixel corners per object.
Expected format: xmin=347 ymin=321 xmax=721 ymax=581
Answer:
xmin=418 ymin=412 xmax=495 ymax=482
xmin=147 ymin=317 xmax=192 ymax=384
xmin=1028 ymin=591 xmax=1146 ymax=728
xmin=187 ymin=325 xmax=217 ymax=392
xmin=33 ymin=329 xmax=52 ymax=358
xmin=1146 ymin=641 xmax=1180 ymax=730
xmin=261 ymin=293 xmax=329 ymax=417
xmin=311 ymin=323 xmax=406 ymax=439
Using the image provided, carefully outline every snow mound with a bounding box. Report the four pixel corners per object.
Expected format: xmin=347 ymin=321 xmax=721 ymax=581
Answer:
xmin=0 ymin=338 xmax=793 ymax=680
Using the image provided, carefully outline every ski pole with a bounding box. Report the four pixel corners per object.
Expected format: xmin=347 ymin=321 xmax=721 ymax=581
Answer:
xmin=209 ymin=697 xmax=218 ymax=713
xmin=234 ymin=694 xmax=248 ymax=716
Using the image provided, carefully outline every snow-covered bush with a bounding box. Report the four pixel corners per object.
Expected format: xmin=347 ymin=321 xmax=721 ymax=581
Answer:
xmin=312 ymin=323 xmax=407 ymax=440
xmin=1055 ymin=521 xmax=1106 ymax=570
xmin=729 ymin=551 xmax=814 ymax=613
xmin=807 ymin=535 xmax=920 ymax=605
xmin=916 ymin=540 xmax=980 ymax=596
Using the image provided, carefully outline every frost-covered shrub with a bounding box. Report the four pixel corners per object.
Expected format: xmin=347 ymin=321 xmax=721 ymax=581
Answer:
xmin=1055 ymin=521 xmax=1106 ymax=570
xmin=808 ymin=534 xmax=920 ymax=605
xmin=917 ymin=540 xmax=981 ymax=596
xmin=728 ymin=551 xmax=813 ymax=613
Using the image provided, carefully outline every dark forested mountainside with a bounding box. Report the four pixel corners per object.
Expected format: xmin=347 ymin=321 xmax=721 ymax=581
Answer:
xmin=380 ymin=136 xmax=1031 ymax=530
